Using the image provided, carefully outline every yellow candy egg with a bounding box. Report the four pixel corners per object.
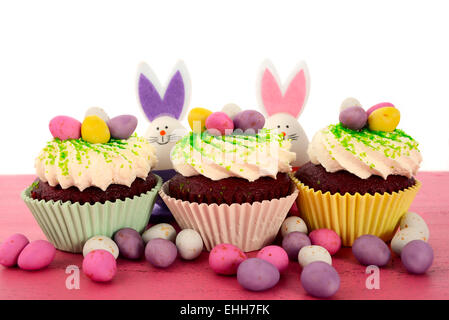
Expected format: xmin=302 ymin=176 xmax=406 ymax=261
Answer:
xmin=367 ymin=107 xmax=400 ymax=132
xmin=81 ymin=115 xmax=111 ymax=144
xmin=188 ymin=108 xmax=212 ymax=133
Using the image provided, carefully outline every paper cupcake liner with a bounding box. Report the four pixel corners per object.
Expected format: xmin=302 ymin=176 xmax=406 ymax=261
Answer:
xmin=290 ymin=174 xmax=421 ymax=246
xmin=21 ymin=175 xmax=162 ymax=253
xmin=159 ymin=181 xmax=299 ymax=252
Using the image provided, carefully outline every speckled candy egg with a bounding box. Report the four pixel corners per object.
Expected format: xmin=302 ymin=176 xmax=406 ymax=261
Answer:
xmin=85 ymin=107 xmax=110 ymax=123
xmin=391 ymin=227 xmax=428 ymax=255
xmin=83 ymin=235 xmax=119 ymax=259
xmin=145 ymin=238 xmax=178 ymax=268
xmin=205 ymin=112 xmax=234 ymax=135
xmin=175 ymin=229 xmax=204 ymax=260
xmin=401 ymin=240 xmax=434 ymax=275
xmin=81 ymin=115 xmax=111 ymax=144
xmin=256 ymin=245 xmax=289 ymax=272
xmin=339 ymin=106 xmax=368 ymax=131
xmin=298 ymin=245 xmax=332 ymax=267
xmin=209 ymin=243 xmax=247 ymax=275
xmin=352 ymin=234 xmax=391 ymax=266
xmin=366 ymin=102 xmax=395 ymax=116
xmin=301 ymin=261 xmax=340 ymax=298
xmin=282 ymin=231 xmax=311 ymax=261
xmin=281 ymin=216 xmax=308 ymax=237
xmin=309 ymin=229 xmax=342 ymax=255
xmin=107 ymin=115 xmax=138 ymax=140
xmin=82 ymin=249 xmax=117 ymax=282
xmin=188 ymin=107 xmax=213 ymax=133
xmin=142 ymin=223 xmax=177 ymax=243
xmin=49 ymin=116 xmax=82 ymax=140
xmin=113 ymin=228 xmax=144 ymax=260
xmin=237 ymin=258 xmax=280 ymax=291
xmin=367 ymin=105 xmax=400 ymax=132
xmin=221 ymin=103 xmax=241 ymax=120
xmin=400 ymin=211 xmax=430 ymax=240
xmin=233 ymin=110 xmax=265 ymax=132
xmin=17 ymin=240 xmax=56 ymax=271
xmin=340 ymin=97 xmax=362 ymax=112
xmin=0 ymin=234 xmax=29 ymax=267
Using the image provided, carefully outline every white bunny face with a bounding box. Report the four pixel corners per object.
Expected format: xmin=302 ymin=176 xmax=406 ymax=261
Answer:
xmin=145 ymin=116 xmax=187 ymax=146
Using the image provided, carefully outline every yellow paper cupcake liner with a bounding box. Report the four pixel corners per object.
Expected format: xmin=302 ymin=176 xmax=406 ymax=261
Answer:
xmin=21 ymin=175 xmax=162 ymax=253
xmin=289 ymin=173 xmax=421 ymax=246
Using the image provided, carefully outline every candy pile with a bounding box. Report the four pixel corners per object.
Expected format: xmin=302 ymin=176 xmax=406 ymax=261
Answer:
xmin=49 ymin=107 xmax=138 ymax=144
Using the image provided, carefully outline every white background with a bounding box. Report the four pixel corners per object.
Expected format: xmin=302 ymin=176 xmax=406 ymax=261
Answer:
xmin=0 ymin=0 xmax=448 ymax=174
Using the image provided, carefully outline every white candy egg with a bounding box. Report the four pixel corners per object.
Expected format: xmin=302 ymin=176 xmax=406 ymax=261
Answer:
xmin=391 ymin=227 xmax=428 ymax=255
xmin=85 ymin=107 xmax=110 ymax=123
xmin=82 ymin=235 xmax=119 ymax=259
xmin=340 ymin=97 xmax=362 ymax=112
xmin=298 ymin=245 xmax=332 ymax=267
xmin=221 ymin=103 xmax=242 ymax=120
xmin=175 ymin=229 xmax=204 ymax=260
xmin=142 ymin=223 xmax=177 ymax=243
xmin=281 ymin=216 xmax=308 ymax=237
xmin=400 ymin=212 xmax=430 ymax=240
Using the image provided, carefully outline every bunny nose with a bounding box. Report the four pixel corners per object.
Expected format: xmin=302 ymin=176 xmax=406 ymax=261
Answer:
xmin=282 ymin=132 xmax=286 ymax=137
xmin=160 ymin=130 xmax=166 ymax=136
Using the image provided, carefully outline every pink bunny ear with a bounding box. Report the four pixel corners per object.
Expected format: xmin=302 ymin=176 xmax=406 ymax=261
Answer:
xmin=258 ymin=61 xmax=310 ymax=118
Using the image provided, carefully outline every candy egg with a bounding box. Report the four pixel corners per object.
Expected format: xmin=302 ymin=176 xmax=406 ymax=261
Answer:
xmin=340 ymin=97 xmax=362 ymax=112
xmin=209 ymin=243 xmax=247 ymax=275
xmin=107 ymin=115 xmax=138 ymax=140
xmin=367 ymin=106 xmax=400 ymax=132
xmin=113 ymin=228 xmax=144 ymax=260
xmin=282 ymin=231 xmax=311 ymax=261
xmin=309 ymin=229 xmax=342 ymax=255
xmin=298 ymin=245 xmax=332 ymax=267
xmin=221 ymin=103 xmax=242 ymax=120
xmin=0 ymin=234 xmax=29 ymax=267
xmin=142 ymin=223 xmax=177 ymax=243
xmin=280 ymin=216 xmax=308 ymax=237
xmin=205 ymin=112 xmax=234 ymax=135
xmin=237 ymin=258 xmax=280 ymax=291
xmin=400 ymin=211 xmax=430 ymax=240
xmin=85 ymin=107 xmax=110 ymax=123
xmin=82 ymin=249 xmax=117 ymax=282
xmin=175 ymin=229 xmax=204 ymax=260
xmin=366 ymin=102 xmax=395 ymax=116
xmin=145 ymin=238 xmax=178 ymax=268
xmin=17 ymin=240 xmax=56 ymax=271
xmin=81 ymin=115 xmax=111 ymax=144
xmin=83 ymin=235 xmax=119 ymax=259
xmin=301 ymin=261 xmax=340 ymax=298
xmin=352 ymin=235 xmax=391 ymax=266
xmin=49 ymin=116 xmax=82 ymax=140
xmin=339 ymin=106 xmax=368 ymax=131
xmin=188 ymin=107 xmax=213 ymax=133
xmin=391 ymin=227 xmax=428 ymax=255
xmin=233 ymin=110 xmax=265 ymax=132
xmin=256 ymin=245 xmax=289 ymax=273
xmin=401 ymin=240 xmax=434 ymax=274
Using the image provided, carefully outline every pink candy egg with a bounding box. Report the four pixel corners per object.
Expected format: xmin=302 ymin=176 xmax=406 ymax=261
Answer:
xmin=309 ymin=229 xmax=342 ymax=255
xmin=366 ymin=102 xmax=395 ymax=116
xmin=17 ymin=240 xmax=56 ymax=271
xmin=0 ymin=234 xmax=29 ymax=267
xmin=209 ymin=243 xmax=247 ymax=275
xmin=49 ymin=116 xmax=82 ymax=140
xmin=256 ymin=245 xmax=289 ymax=273
xmin=82 ymin=249 xmax=117 ymax=282
xmin=205 ymin=112 xmax=234 ymax=135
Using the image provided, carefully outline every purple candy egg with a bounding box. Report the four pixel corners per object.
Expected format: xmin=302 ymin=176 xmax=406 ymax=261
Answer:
xmin=237 ymin=258 xmax=280 ymax=291
xmin=233 ymin=110 xmax=265 ymax=132
xmin=339 ymin=106 xmax=368 ymax=131
xmin=352 ymin=234 xmax=391 ymax=267
xmin=107 ymin=115 xmax=138 ymax=140
xmin=301 ymin=261 xmax=340 ymax=298
xmin=145 ymin=238 xmax=177 ymax=268
xmin=114 ymin=228 xmax=145 ymax=260
xmin=401 ymin=240 xmax=434 ymax=274
xmin=282 ymin=231 xmax=311 ymax=261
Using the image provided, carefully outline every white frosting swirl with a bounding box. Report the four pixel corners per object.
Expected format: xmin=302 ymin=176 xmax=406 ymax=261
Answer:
xmin=35 ymin=136 xmax=157 ymax=191
xmin=171 ymin=130 xmax=296 ymax=182
xmin=308 ymin=124 xmax=422 ymax=179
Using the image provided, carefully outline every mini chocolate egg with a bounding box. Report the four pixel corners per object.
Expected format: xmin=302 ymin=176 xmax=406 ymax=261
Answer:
xmin=85 ymin=107 xmax=110 ymax=123
xmin=391 ymin=227 xmax=428 ymax=255
xmin=352 ymin=234 xmax=391 ymax=266
xmin=145 ymin=238 xmax=177 ymax=268
xmin=107 ymin=115 xmax=138 ymax=140
xmin=281 ymin=216 xmax=308 ymax=237
xmin=237 ymin=258 xmax=280 ymax=291
xmin=209 ymin=243 xmax=247 ymax=275
xmin=339 ymin=106 xmax=368 ymax=131
xmin=309 ymin=229 xmax=342 ymax=255
xmin=142 ymin=223 xmax=177 ymax=243
xmin=0 ymin=233 xmax=29 ymax=267
xmin=340 ymin=97 xmax=362 ymax=112
xmin=221 ymin=103 xmax=242 ymax=120
xmin=82 ymin=249 xmax=117 ymax=282
xmin=366 ymin=102 xmax=395 ymax=116
xmin=188 ymin=107 xmax=213 ymax=133
xmin=298 ymin=245 xmax=332 ymax=267
xmin=367 ymin=106 xmax=400 ymax=132
xmin=205 ymin=112 xmax=234 ymax=135
xmin=401 ymin=240 xmax=434 ymax=274
xmin=400 ymin=211 xmax=430 ymax=240
xmin=49 ymin=116 xmax=82 ymax=140
xmin=81 ymin=115 xmax=111 ymax=144
xmin=17 ymin=240 xmax=56 ymax=271
xmin=256 ymin=245 xmax=289 ymax=273
xmin=282 ymin=231 xmax=311 ymax=261
xmin=113 ymin=228 xmax=144 ymax=260
xmin=233 ymin=110 xmax=265 ymax=132
xmin=301 ymin=261 xmax=340 ymax=298
xmin=83 ymin=235 xmax=119 ymax=259
xmin=175 ymin=229 xmax=204 ymax=260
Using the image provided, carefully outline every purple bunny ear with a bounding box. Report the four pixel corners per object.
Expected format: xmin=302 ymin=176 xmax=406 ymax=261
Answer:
xmin=137 ymin=62 xmax=191 ymax=121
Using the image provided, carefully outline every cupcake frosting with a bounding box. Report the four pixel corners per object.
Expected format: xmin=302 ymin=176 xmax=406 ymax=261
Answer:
xmin=308 ymin=123 xmax=422 ymax=179
xmin=171 ymin=129 xmax=296 ymax=182
xmin=35 ymin=135 xmax=157 ymax=191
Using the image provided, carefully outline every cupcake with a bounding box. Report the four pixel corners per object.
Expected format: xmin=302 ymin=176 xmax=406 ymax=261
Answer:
xmin=290 ymin=100 xmax=422 ymax=246
xmin=159 ymin=108 xmax=299 ymax=252
xmin=21 ymin=110 xmax=162 ymax=253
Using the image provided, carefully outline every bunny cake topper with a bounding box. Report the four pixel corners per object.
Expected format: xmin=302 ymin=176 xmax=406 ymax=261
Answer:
xmin=257 ymin=60 xmax=311 ymax=167
xmin=137 ymin=60 xmax=190 ymax=171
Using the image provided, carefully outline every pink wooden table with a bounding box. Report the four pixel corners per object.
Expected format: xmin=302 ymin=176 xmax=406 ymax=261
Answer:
xmin=0 ymin=172 xmax=448 ymax=300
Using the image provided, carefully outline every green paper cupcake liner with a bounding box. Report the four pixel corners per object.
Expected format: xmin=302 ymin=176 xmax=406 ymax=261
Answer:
xmin=21 ymin=174 xmax=162 ymax=253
